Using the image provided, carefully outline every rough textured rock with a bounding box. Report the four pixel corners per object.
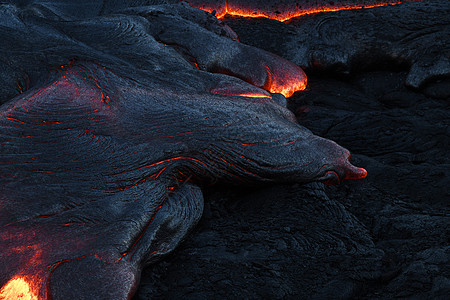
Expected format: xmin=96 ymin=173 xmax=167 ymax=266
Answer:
xmin=1 ymin=0 xmax=449 ymax=299
xmin=0 ymin=1 xmax=306 ymax=104
xmin=225 ymin=0 xmax=450 ymax=88
xmin=135 ymin=70 xmax=449 ymax=300
xmin=134 ymin=1 xmax=450 ymax=299
xmin=0 ymin=1 xmax=363 ymax=299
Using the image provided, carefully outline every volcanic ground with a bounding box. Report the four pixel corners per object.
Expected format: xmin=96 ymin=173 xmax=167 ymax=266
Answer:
xmin=0 ymin=0 xmax=448 ymax=299
xmin=134 ymin=1 xmax=449 ymax=299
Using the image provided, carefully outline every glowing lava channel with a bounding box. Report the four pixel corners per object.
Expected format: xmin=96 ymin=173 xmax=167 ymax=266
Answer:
xmin=192 ymin=1 xmax=419 ymax=22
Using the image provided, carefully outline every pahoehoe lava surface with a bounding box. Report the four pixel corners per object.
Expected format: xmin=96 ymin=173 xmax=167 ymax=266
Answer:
xmin=0 ymin=0 xmax=449 ymax=299
xmin=0 ymin=0 xmax=367 ymax=299
xmin=136 ymin=1 xmax=450 ymax=299
xmin=137 ymin=71 xmax=449 ymax=299
xmin=223 ymin=0 xmax=450 ymax=88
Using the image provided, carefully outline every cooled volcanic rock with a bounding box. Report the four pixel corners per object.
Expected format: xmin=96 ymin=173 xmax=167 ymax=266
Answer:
xmin=286 ymin=0 xmax=450 ymax=88
xmin=1 ymin=0 xmax=449 ymax=299
xmin=134 ymin=1 xmax=449 ymax=299
xmin=135 ymin=72 xmax=449 ymax=300
xmin=224 ymin=0 xmax=450 ymax=88
xmin=0 ymin=1 xmax=367 ymax=299
xmin=0 ymin=1 xmax=306 ymax=104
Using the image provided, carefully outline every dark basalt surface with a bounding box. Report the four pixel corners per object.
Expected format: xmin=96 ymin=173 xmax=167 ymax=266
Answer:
xmin=0 ymin=0 xmax=448 ymax=299
xmin=134 ymin=1 xmax=450 ymax=299
xmin=0 ymin=1 xmax=356 ymax=299
xmin=135 ymin=70 xmax=450 ymax=299
xmin=224 ymin=0 xmax=450 ymax=88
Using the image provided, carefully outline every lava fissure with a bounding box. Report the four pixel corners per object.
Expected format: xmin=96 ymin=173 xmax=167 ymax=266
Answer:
xmin=191 ymin=0 xmax=422 ymax=22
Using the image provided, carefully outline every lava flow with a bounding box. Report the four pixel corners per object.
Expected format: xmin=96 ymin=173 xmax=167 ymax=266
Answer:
xmin=0 ymin=276 xmax=38 ymax=300
xmin=189 ymin=0 xmax=419 ymax=22
xmin=185 ymin=0 xmax=418 ymax=99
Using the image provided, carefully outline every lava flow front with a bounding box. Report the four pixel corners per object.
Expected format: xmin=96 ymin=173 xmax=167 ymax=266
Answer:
xmin=188 ymin=0 xmax=419 ymax=22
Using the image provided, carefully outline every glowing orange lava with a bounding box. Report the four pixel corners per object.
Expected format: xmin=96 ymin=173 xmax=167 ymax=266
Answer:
xmin=193 ymin=1 xmax=417 ymax=22
xmin=210 ymin=83 xmax=275 ymax=98
xmin=263 ymin=64 xmax=307 ymax=98
xmin=267 ymin=75 xmax=307 ymax=98
xmin=235 ymin=93 xmax=272 ymax=98
xmin=212 ymin=90 xmax=273 ymax=98
xmin=0 ymin=276 xmax=38 ymax=300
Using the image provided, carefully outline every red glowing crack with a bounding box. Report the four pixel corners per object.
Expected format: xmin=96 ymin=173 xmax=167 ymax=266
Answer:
xmin=191 ymin=0 xmax=421 ymax=22
xmin=0 ymin=276 xmax=38 ymax=300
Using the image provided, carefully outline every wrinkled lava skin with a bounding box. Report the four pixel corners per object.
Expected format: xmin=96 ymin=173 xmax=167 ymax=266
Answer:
xmin=1 ymin=1 xmax=366 ymax=299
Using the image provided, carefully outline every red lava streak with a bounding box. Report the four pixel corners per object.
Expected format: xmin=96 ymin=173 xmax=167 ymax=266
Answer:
xmin=235 ymin=93 xmax=272 ymax=98
xmin=191 ymin=1 xmax=420 ymax=22
xmin=211 ymin=89 xmax=273 ymax=99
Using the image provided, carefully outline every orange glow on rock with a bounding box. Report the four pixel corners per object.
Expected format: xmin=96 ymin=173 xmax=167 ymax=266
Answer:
xmin=212 ymin=90 xmax=272 ymax=99
xmin=266 ymin=71 xmax=307 ymax=97
xmin=193 ymin=1 xmax=417 ymax=22
xmin=235 ymin=93 xmax=272 ymax=99
xmin=0 ymin=277 xmax=38 ymax=300
xmin=263 ymin=64 xmax=307 ymax=98
xmin=210 ymin=83 xmax=274 ymax=98
xmin=345 ymin=166 xmax=368 ymax=180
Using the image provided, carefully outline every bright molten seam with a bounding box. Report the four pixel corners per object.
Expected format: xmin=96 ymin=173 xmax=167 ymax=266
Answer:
xmin=235 ymin=93 xmax=272 ymax=99
xmin=0 ymin=277 xmax=38 ymax=300
xmin=192 ymin=1 xmax=416 ymax=22
xmin=211 ymin=90 xmax=273 ymax=99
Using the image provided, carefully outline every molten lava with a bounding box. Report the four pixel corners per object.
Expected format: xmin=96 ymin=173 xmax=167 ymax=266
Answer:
xmin=0 ymin=277 xmax=38 ymax=300
xmin=209 ymin=80 xmax=276 ymax=98
xmin=234 ymin=93 xmax=272 ymax=98
xmin=267 ymin=72 xmax=307 ymax=98
xmin=262 ymin=64 xmax=307 ymax=98
xmin=210 ymin=88 xmax=273 ymax=99
xmin=190 ymin=1 xmax=418 ymax=22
